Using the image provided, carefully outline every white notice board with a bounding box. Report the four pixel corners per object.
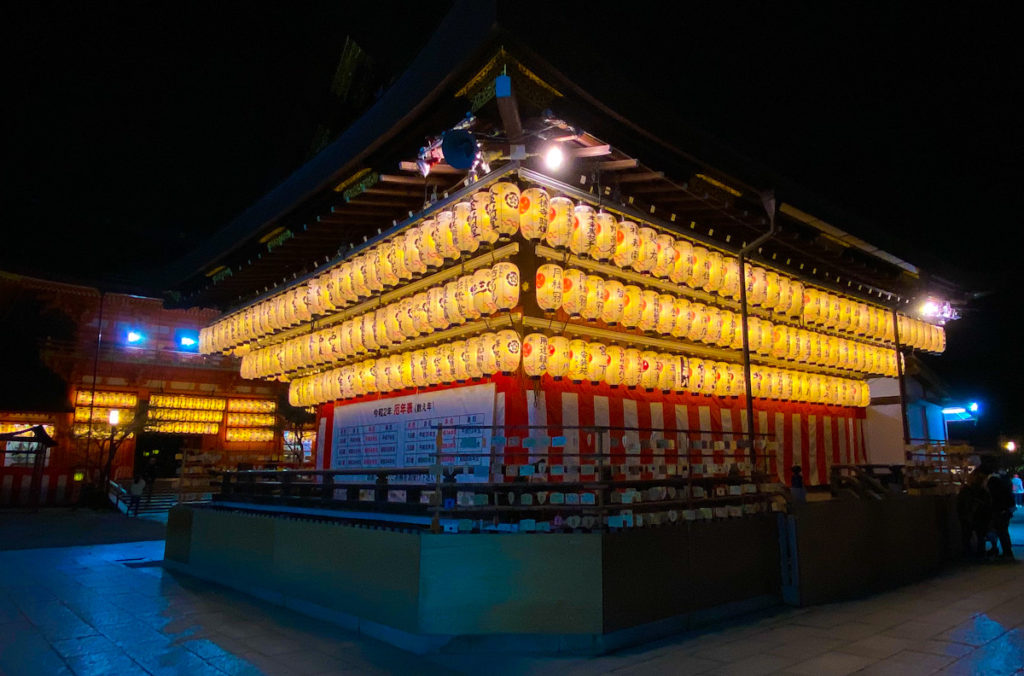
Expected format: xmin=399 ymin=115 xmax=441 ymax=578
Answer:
xmin=330 ymin=383 xmax=495 ymax=481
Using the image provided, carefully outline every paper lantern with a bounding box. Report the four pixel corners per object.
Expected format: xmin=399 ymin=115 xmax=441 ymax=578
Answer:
xmin=582 ymin=275 xmax=605 ymax=320
xmin=536 ymin=264 xmax=564 ymax=311
xmin=433 ymin=211 xmax=459 ymax=259
xmin=375 ymin=358 xmax=391 ymax=393
xmin=585 ymin=342 xmax=608 ymax=383
xmin=546 ymin=196 xmax=574 ymax=248
xmin=747 ymin=266 xmax=767 ymax=307
xmin=701 ymin=359 xmax=717 ymax=396
xmin=471 ymin=191 xmax=499 ymax=245
xmin=688 ymin=246 xmax=709 ymax=289
xmin=363 ymin=360 xmax=380 ymax=394
xmin=658 ymin=354 xmax=679 ymax=392
xmin=770 ymin=325 xmax=789 ymax=359
xmin=803 ymin=288 xmax=820 ymax=324
xmin=634 ymin=227 xmax=658 ymax=273
xmin=639 ymin=289 xmax=659 ymax=332
xmin=451 ymin=340 xmax=469 ymax=381
xmin=622 ymin=348 xmax=642 ymax=388
xmin=522 ymin=333 xmax=548 ymax=377
xmin=604 ymin=345 xmax=625 ymax=386
xmin=402 ymin=228 xmax=427 ymax=276
xmin=411 ymin=292 xmax=431 ymax=334
xmin=837 ymin=298 xmax=852 ymax=331
xmin=761 ymin=270 xmax=780 ymax=309
xmin=442 ymin=281 xmax=465 ymax=326
xmin=418 ymin=220 xmax=445 ymax=268
xmin=566 ymin=339 xmax=588 ymax=383
xmin=613 ymin=220 xmax=640 ymax=268
xmin=784 ymin=326 xmax=800 ymax=362
xmin=652 ymin=233 xmax=676 ymax=278
xmin=704 ymin=306 xmax=722 ymax=344
xmin=621 ymin=284 xmax=643 ymax=328
xmin=396 ymin=298 xmax=415 ymax=338
xmin=670 ymin=297 xmax=691 ymax=338
xmin=719 ymin=256 xmax=740 ymax=300
xmin=656 ymin=294 xmax=677 ymax=335
xmin=591 ymin=212 xmax=616 ymax=260
xmin=453 ymin=200 xmax=478 ymax=254
xmin=496 ymin=329 xmax=521 ymax=374
xmin=374 ymin=245 xmax=397 ymax=288
xmin=601 ymin=279 xmax=626 ymax=324
xmin=639 ymin=350 xmax=659 ymax=390
xmin=519 ymin=187 xmax=549 ymax=240
xmin=708 ymin=361 xmax=727 ymax=397
xmin=471 ymin=267 xmax=498 ymax=316
xmin=570 ymin=204 xmax=597 ymax=256
xmin=427 ymin=286 xmax=449 ymax=330
xmin=373 ymin=313 xmax=391 ymax=350
xmin=437 ymin=344 xmax=455 ymax=383
xmin=686 ymin=303 xmax=708 ymax=343
xmin=465 ymin=337 xmax=483 ymax=379
xmin=728 ymin=363 xmax=745 ymax=397
xmin=408 ymin=350 xmax=426 ymax=388
xmin=703 ymin=251 xmax=724 ymax=293
xmin=547 ymin=336 xmax=570 ymax=379
xmin=455 ymin=274 xmax=480 ymax=321
xmin=561 ymin=268 xmax=587 ymax=316
xmin=489 ymin=182 xmax=520 ymax=237
xmin=669 ymin=239 xmax=693 ymax=284
xmin=492 ymin=262 xmax=520 ymax=310
xmin=363 ymin=251 xmax=384 ymax=294
xmin=478 ymin=333 xmax=500 ymax=375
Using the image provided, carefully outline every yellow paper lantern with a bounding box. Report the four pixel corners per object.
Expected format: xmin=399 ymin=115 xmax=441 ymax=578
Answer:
xmin=621 ymin=284 xmax=643 ymax=328
xmin=433 ymin=211 xmax=459 ymax=260
xmin=652 ymin=233 xmax=676 ymax=278
xmin=471 ymin=267 xmax=498 ymax=316
xmin=427 ymin=287 xmax=449 ymax=330
xmin=591 ymin=212 xmax=617 ymax=260
xmin=402 ymin=228 xmax=426 ymax=276
xmin=496 ymin=329 xmax=521 ymax=374
xmin=688 ymin=246 xmax=709 ymax=289
xmin=489 ymin=182 xmax=520 ymax=237
xmin=582 ymin=275 xmax=605 ymax=321
xmin=442 ymin=281 xmax=465 ymax=326
xmin=519 ymin=187 xmax=549 ymax=240
xmin=634 ymin=227 xmax=658 ymax=273
xmin=658 ymin=353 xmax=679 ymax=392
xmin=451 ymin=340 xmax=469 ymax=381
xmin=545 ymin=196 xmax=574 ymax=248
xmin=670 ymin=297 xmax=691 ymax=338
xmin=535 ymin=264 xmax=564 ymax=312
xmin=453 ymin=200 xmax=478 ymax=254
xmin=656 ymin=294 xmax=677 ymax=335
xmin=547 ymin=336 xmax=570 ymax=379
xmin=561 ymin=268 xmax=587 ymax=317
xmin=686 ymin=302 xmax=708 ymax=343
xmin=638 ymin=289 xmax=659 ymax=332
xmin=719 ymin=256 xmax=740 ymax=300
xmin=492 ymin=262 xmax=520 ymax=310
xmin=411 ymin=292 xmax=431 ymax=334
xmin=639 ymin=350 xmax=659 ymax=390
xmin=455 ymin=274 xmax=480 ymax=321
xmin=570 ymin=204 xmax=597 ymax=257
xmin=605 ymin=345 xmax=625 ymax=386
xmin=464 ymin=336 xmax=483 ymax=379
xmin=585 ymin=341 xmax=608 ymax=383
xmin=437 ymin=344 xmax=455 ymax=383
xmin=478 ymin=333 xmax=500 ymax=375
xmin=623 ymin=348 xmax=642 ymax=388
xmin=704 ymin=306 xmax=722 ymax=345
xmin=567 ymin=339 xmax=589 ymax=383
xmin=613 ymin=220 xmax=639 ymax=268
xmin=704 ymin=250 xmax=724 ymax=293
xmin=522 ymin=333 xmax=548 ymax=377
xmin=601 ymin=279 xmax=626 ymax=325
xmin=669 ymin=239 xmax=693 ymax=284
xmin=471 ymin=191 xmax=499 ymax=245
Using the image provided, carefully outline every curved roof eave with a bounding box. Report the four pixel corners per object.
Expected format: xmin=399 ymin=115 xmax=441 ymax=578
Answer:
xmin=160 ymin=0 xmax=498 ymax=291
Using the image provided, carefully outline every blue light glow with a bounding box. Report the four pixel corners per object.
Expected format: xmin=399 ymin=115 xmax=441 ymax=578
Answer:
xmin=174 ymin=328 xmax=200 ymax=351
xmin=126 ymin=330 xmax=145 ymax=345
xmin=968 ymin=402 xmax=979 ymax=413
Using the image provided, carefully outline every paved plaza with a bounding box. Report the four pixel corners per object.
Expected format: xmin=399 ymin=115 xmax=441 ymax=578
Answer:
xmin=0 ymin=511 xmax=1022 ymax=675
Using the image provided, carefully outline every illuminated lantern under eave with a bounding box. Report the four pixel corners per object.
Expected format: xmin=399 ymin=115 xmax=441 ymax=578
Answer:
xmin=492 ymin=262 xmax=520 ymax=310
xmin=519 ymin=187 xmax=549 ymax=240
xmin=670 ymin=239 xmax=693 ymax=284
xmin=570 ymin=204 xmax=597 ymax=256
xmin=613 ymin=220 xmax=639 ymax=268
xmin=604 ymin=345 xmax=625 ymax=386
xmin=453 ymin=201 xmax=478 ymax=254
xmin=567 ymin=339 xmax=589 ymax=383
xmin=582 ymin=275 xmax=604 ymax=321
xmin=601 ymin=279 xmax=626 ymax=325
xmin=638 ymin=289 xmax=659 ymax=332
xmin=622 ymin=348 xmax=642 ymax=388
xmin=471 ymin=267 xmax=498 ymax=316
xmin=634 ymin=227 xmax=658 ymax=273
xmin=652 ymin=234 xmax=676 ymax=278
xmin=471 ymin=191 xmax=499 ymax=245
xmin=536 ymin=264 xmax=564 ymax=312
xmin=688 ymin=246 xmax=709 ymax=289
xmin=621 ymin=285 xmax=643 ymax=328
xmin=496 ymin=330 xmax=521 ymax=374
xmin=561 ymin=269 xmax=586 ymax=317
xmin=585 ymin=342 xmax=608 ymax=383
xmin=591 ymin=212 xmax=616 ymax=260
xmin=489 ymin=182 xmax=520 ymax=238
xmin=656 ymin=294 xmax=677 ymax=335
xmin=547 ymin=336 xmax=570 ymax=379
xmin=639 ymin=350 xmax=659 ymax=391
xmin=522 ymin=334 xmax=548 ymax=377
xmin=478 ymin=333 xmax=500 ymax=375
xmin=465 ymin=337 xmax=483 ymax=379
xmin=546 ymin=196 xmax=573 ymax=248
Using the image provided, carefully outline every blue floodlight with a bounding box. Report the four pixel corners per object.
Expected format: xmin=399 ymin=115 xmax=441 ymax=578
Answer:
xmin=942 ymin=407 xmax=966 ymax=415
xmin=126 ymin=330 xmax=146 ymax=345
xmin=968 ymin=402 xmax=979 ymax=413
xmin=174 ymin=328 xmax=200 ymax=352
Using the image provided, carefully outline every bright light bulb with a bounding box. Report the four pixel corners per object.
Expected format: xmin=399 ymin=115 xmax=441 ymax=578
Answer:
xmin=544 ymin=145 xmax=564 ymax=170
xmin=1006 ymin=441 xmax=1017 ymax=452
xmin=920 ymin=301 xmax=939 ymax=316
xmin=180 ymin=336 xmax=197 ymax=347
xmin=968 ymin=402 xmax=979 ymax=413
xmin=108 ymin=409 xmax=120 ymax=426
xmin=126 ymin=331 xmax=143 ymax=344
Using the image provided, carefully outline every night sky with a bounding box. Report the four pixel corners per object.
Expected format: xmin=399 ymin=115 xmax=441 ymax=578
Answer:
xmin=4 ymin=3 xmax=1021 ymax=443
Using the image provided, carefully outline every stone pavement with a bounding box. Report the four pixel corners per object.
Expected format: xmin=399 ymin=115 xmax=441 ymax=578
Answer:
xmin=0 ymin=515 xmax=1021 ymax=675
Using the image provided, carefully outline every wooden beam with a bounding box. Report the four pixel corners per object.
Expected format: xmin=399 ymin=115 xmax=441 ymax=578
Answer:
xmin=597 ymin=158 xmax=639 ymax=171
xmin=397 ymin=161 xmax=465 ymax=175
xmin=570 ymin=144 xmax=611 ymax=158
xmin=615 ymin=171 xmax=666 ymax=183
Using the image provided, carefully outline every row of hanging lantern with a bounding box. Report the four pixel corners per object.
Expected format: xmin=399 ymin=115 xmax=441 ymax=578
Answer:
xmin=149 ymin=394 xmax=227 ymax=411
xmin=74 ymin=390 xmax=138 ymax=408
xmin=225 ymin=413 xmax=276 ymax=427
xmin=73 ymin=407 xmax=137 ymax=423
xmin=897 ymin=314 xmax=946 ymax=352
xmin=288 ymin=330 xmax=524 ymax=407
xmin=200 ymin=179 xmax=943 ymax=357
xmin=0 ymin=422 xmax=56 ymax=436
xmin=225 ymin=428 xmax=275 ymax=443
xmin=200 ymin=181 xmax=524 ymax=355
xmin=147 ymin=408 xmax=222 ymax=423
xmin=519 ymin=333 xmax=870 ymax=406
xmin=536 ymin=265 xmax=898 ymax=376
xmin=144 ymin=422 xmax=220 ymax=435
xmin=226 ymin=399 xmax=276 ymax=413
xmin=239 ymin=263 xmax=521 ymax=380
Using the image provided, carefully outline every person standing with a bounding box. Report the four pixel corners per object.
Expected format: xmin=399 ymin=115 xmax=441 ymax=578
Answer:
xmin=988 ymin=467 xmax=1016 ymax=561
xmin=128 ymin=475 xmax=145 ymax=517
xmin=1012 ymin=474 xmax=1023 ymax=508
